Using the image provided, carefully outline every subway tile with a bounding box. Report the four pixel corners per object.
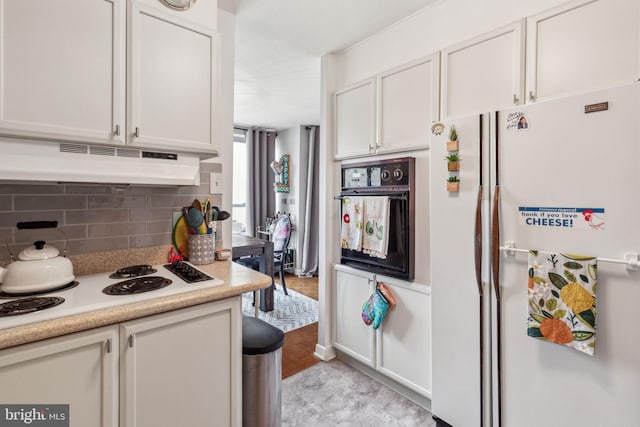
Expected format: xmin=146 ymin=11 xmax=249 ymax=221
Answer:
xmin=0 ymin=211 xmax=65 ymax=228
xmin=88 ymin=222 xmax=141 ymax=238
xmin=66 ymin=209 xmax=129 ymax=224
xmin=0 ymin=196 xmax=12 ymax=211
xmin=177 ymin=184 xmax=205 ymax=195
xmin=129 ymin=233 xmax=172 ymax=248
xmin=15 ymin=195 xmax=87 ymax=211
xmin=0 ymin=228 xmax=12 ymax=245
xmin=66 ymin=185 xmax=130 ymax=195
xmin=148 ymin=195 xmax=204 ymax=208
xmin=88 ymin=195 xmax=146 ymax=209
xmin=14 ymin=225 xmax=87 ymax=244
xmin=129 ymin=186 xmax=181 ymax=195
xmin=67 ymin=237 xmax=128 ymax=256
xmin=200 ymin=162 xmax=222 ymax=173
xmin=146 ymin=220 xmax=173 ymax=234
xmin=0 ymin=183 xmax=65 ymax=195
xmin=129 ymin=207 xmax=174 ymax=222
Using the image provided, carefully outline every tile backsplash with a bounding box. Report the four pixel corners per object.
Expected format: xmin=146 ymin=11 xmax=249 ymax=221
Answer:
xmin=0 ymin=163 xmax=222 ymax=262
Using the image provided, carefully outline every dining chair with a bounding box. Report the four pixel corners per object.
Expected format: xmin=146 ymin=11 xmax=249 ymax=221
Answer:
xmin=237 ymin=214 xmax=291 ymax=295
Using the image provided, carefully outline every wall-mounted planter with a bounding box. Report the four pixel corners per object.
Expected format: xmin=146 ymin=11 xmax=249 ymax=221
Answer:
xmin=447 ymin=181 xmax=460 ymax=192
xmin=447 ymin=140 xmax=459 ymax=151
xmin=447 ymin=161 xmax=460 ymax=171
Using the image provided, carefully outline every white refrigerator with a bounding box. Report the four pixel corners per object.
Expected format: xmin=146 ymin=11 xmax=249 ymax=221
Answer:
xmin=430 ymin=83 xmax=640 ymax=427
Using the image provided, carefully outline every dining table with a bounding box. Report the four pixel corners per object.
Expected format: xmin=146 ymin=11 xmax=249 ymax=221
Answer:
xmin=232 ymin=234 xmax=274 ymax=313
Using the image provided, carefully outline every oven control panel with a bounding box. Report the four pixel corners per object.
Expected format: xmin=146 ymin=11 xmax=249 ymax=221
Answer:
xmin=342 ymin=158 xmax=412 ymax=189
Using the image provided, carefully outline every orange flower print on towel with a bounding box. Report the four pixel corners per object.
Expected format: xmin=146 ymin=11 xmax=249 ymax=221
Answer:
xmin=527 ymin=251 xmax=597 ymax=355
xmin=540 ymin=318 xmax=573 ymax=344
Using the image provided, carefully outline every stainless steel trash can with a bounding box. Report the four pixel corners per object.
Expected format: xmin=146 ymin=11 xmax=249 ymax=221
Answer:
xmin=242 ymin=315 xmax=285 ymax=427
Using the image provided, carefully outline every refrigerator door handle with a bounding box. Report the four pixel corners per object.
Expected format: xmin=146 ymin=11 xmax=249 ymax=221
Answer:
xmin=474 ymin=185 xmax=483 ymax=295
xmin=491 ymin=186 xmax=501 ymax=299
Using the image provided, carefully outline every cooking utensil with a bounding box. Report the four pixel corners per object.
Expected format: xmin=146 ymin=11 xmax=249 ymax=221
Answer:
xmin=187 ymin=207 xmax=205 ymax=234
xmin=182 ymin=206 xmax=196 ymax=234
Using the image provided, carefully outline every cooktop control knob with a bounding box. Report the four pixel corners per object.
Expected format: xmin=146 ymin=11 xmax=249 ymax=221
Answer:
xmin=393 ymin=168 xmax=404 ymax=181
xmin=380 ymin=169 xmax=390 ymax=181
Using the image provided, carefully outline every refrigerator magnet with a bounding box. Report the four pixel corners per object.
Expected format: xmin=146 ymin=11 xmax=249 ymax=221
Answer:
xmin=506 ymin=112 xmax=529 ymax=131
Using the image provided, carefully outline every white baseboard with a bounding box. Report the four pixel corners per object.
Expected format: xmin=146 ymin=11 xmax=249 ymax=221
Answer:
xmin=314 ymin=344 xmax=336 ymax=361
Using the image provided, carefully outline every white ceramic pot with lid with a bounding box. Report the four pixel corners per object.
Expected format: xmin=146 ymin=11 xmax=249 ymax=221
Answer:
xmin=0 ymin=221 xmax=75 ymax=294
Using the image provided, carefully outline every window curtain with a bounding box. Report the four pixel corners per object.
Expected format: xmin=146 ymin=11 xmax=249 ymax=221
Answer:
xmin=245 ymin=129 xmax=276 ymax=237
xmin=298 ymin=126 xmax=320 ymax=276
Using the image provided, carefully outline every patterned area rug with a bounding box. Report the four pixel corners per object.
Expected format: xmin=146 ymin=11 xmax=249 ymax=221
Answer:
xmin=242 ymin=287 xmax=319 ymax=333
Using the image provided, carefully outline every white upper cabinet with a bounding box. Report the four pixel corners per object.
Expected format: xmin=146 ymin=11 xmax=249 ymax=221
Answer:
xmin=128 ymin=1 xmax=219 ymax=154
xmin=0 ymin=0 xmax=125 ymax=145
xmin=334 ymin=78 xmax=376 ymax=159
xmin=442 ymin=22 xmax=525 ymax=118
xmin=377 ymin=53 xmax=440 ymax=154
xmin=0 ymin=0 xmax=219 ymax=155
xmin=526 ymin=0 xmax=639 ymax=103
xmin=334 ymin=53 xmax=440 ymax=159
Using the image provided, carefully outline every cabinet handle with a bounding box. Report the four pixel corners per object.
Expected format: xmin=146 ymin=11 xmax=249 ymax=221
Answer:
xmin=134 ymin=127 xmax=140 ymax=138
xmin=512 ymin=94 xmax=519 ymax=105
xmin=114 ymin=125 xmax=120 ymax=136
xmin=528 ymin=91 xmax=536 ymax=102
xmin=105 ymin=338 xmax=112 ymax=354
xmin=368 ymin=144 xmax=374 ymax=152
xmin=128 ymin=333 xmax=135 ymax=348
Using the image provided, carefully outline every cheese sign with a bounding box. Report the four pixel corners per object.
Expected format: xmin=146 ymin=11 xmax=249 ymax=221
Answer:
xmin=519 ymin=207 xmax=605 ymax=230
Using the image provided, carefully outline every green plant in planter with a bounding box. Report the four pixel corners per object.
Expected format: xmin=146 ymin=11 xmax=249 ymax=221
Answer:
xmin=445 ymin=154 xmax=460 ymax=162
xmin=447 ymin=176 xmax=459 ymax=183
xmin=449 ymin=125 xmax=458 ymax=141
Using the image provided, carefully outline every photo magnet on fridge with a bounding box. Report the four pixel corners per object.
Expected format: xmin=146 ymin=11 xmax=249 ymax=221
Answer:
xmin=506 ymin=111 xmax=529 ymax=131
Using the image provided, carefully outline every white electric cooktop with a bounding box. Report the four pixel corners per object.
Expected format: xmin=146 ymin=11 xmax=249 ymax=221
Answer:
xmin=0 ymin=262 xmax=224 ymax=331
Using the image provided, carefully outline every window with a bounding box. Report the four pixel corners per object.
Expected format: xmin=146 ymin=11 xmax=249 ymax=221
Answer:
xmin=232 ymin=128 xmax=247 ymax=234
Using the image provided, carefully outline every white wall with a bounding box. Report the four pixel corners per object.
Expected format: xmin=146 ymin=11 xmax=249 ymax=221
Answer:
xmin=275 ymin=126 xmax=310 ymax=273
xmin=214 ymin=8 xmax=235 ymax=249
xmin=334 ymin=0 xmax=570 ymax=87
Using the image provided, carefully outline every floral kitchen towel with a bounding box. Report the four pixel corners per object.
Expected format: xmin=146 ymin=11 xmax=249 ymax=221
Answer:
xmin=340 ymin=196 xmax=363 ymax=251
xmin=362 ymin=196 xmax=390 ymax=258
xmin=527 ymin=251 xmax=597 ymax=355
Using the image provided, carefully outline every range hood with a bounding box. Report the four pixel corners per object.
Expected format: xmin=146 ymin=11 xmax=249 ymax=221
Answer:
xmin=0 ymin=139 xmax=201 ymax=186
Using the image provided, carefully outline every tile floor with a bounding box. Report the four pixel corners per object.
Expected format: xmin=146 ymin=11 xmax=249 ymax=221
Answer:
xmin=282 ymin=359 xmax=435 ymax=426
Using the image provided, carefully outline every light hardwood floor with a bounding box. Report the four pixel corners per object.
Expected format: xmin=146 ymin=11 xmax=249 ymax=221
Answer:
xmin=275 ymin=273 xmax=319 ymax=378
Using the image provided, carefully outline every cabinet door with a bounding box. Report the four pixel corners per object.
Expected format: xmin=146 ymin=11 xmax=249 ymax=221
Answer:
xmin=333 ymin=266 xmax=376 ymax=367
xmin=526 ymin=0 xmax=639 ymax=103
xmin=120 ymin=298 xmax=241 ymax=427
xmin=0 ymin=0 xmax=125 ymax=145
xmin=441 ymin=22 xmax=525 ymax=118
xmin=378 ymin=53 xmax=439 ymax=154
xmin=334 ymin=79 xmax=376 ymax=159
xmin=0 ymin=326 xmax=119 ymax=427
xmin=376 ymin=280 xmax=431 ymax=398
xmin=128 ymin=1 xmax=219 ymax=154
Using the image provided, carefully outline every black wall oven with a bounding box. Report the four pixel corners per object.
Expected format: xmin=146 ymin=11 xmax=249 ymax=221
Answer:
xmin=339 ymin=157 xmax=415 ymax=281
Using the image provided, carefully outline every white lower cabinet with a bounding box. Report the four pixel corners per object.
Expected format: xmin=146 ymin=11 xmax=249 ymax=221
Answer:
xmin=0 ymin=297 xmax=241 ymax=427
xmin=376 ymin=279 xmax=432 ymax=397
xmin=0 ymin=326 xmax=119 ymax=427
xmin=334 ymin=266 xmax=376 ymax=366
xmin=333 ymin=265 xmax=431 ymax=397
xmin=120 ymin=298 xmax=241 ymax=427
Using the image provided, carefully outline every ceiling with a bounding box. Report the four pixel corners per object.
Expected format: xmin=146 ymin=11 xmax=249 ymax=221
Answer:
xmin=220 ymin=0 xmax=438 ymax=130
